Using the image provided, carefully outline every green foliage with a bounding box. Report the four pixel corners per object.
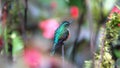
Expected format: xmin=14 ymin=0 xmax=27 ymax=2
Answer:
xmin=106 ymin=13 xmax=120 ymax=47
xmin=84 ymin=60 xmax=92 ymax=68
xmin=10 ymin=31 xmax=24 ymax=55
xmin=114 ymin=49 xmax=120 ymax=58
xmin=95 ymin=12 xmax=120 ymax=68
xmin=91 ymin=0 xmax=115 ymax=23
xmin=2 ymin=0 xmax=24 ymax=58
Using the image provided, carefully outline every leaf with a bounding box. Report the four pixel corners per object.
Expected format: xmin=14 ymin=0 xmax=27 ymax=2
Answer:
xmin=11 ymin=31 xmax=24 ymax=55
xmin=113 ymin=49 xmax=120 ymax=58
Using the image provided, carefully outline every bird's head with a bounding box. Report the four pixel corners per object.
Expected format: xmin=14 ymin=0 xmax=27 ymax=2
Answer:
xmin=61 ymin=21 xmax=72 ymax=27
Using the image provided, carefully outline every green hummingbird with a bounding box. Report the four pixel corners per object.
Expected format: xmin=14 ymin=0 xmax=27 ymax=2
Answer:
xmin=51 ymin=21 xmax=71 ymax=55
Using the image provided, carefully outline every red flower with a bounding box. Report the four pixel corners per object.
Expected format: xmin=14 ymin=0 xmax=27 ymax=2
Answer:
xmin=39 ymin=19 xmax=59 ymax=39
xmin=51 ymin=2 xmax=57 ymax=9
xmin=118 ymin=23 xmax=120 ymax=27
xmin=0 ymin=38 xmax=3 ymax=47
xmin=70 ymin=6 xmax=79 ymax=19
xmin=111 ymin=6 xmax=120 ymax=14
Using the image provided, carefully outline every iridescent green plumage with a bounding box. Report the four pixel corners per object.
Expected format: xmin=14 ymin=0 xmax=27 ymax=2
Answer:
xmin=51 ymin=21 xmax=71 ymax=55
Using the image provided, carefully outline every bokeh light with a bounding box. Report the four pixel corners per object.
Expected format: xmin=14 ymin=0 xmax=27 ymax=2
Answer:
xmin=39 ymin=19 xmax=59 ymax=39
xmin=70 ymin=6 xmax=79 ymax=19
xmin=23 ymin=48 xmax=41 ymax=68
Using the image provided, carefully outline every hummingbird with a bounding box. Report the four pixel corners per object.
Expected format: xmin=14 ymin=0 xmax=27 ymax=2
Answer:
xmin=50 ymin=21 xmax=71 ymax=55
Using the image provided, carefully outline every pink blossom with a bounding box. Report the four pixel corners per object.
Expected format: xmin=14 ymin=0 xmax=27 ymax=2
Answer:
xmin=39 ymin=19 xmax=59 ymax=39
xmin=23 ymin=48 xmax=41 ymax=67
xmin=111 ymin=6 xmax=120 ymax=14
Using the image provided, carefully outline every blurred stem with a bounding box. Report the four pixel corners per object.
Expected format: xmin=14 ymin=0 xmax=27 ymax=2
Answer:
xmin=86 ymin=0 xmax=95 ymax=67
xmin=62 ymin=45 xmax=64 ymax=68
xmin=24 ymin=0 xmax=28 ymax=28
xmin=98 ymin=35 xmax=105 ymax=68
xmin=97 ymin=2 xmax=104 ymax=68
xmin=23 ymin=0 xmax=28 ymax=40
xmin=1 ymin=0 xmax=9 ymax=56
xmin=4 ymin=27 xmax=8 ymax=55
xmin=71 ymin=13 xmax=84 ymax=62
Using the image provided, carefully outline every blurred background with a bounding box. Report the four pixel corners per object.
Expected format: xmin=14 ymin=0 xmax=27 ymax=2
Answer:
xmin=0 ymin=0 xmax=120 ymax=68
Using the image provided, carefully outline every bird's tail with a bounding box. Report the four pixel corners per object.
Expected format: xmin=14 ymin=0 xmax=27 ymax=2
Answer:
xmin=50 ymin=43 xmax=56 ymax=56
xmin=50 ymin=49 xmax=55 ymax=56
xmin=50 ymin=43 xmax=61 ymax=56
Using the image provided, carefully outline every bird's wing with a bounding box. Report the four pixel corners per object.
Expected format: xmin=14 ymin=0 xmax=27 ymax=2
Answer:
xmin=58 ymin=29 xmax=69 ymax=43
xmin=52 ymin=29 xmax=69 ymax=49
xmin=52 ymin=28 xmax=61 ymax=51
xmin=53 ymin=27 xmax=63 ymax=44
